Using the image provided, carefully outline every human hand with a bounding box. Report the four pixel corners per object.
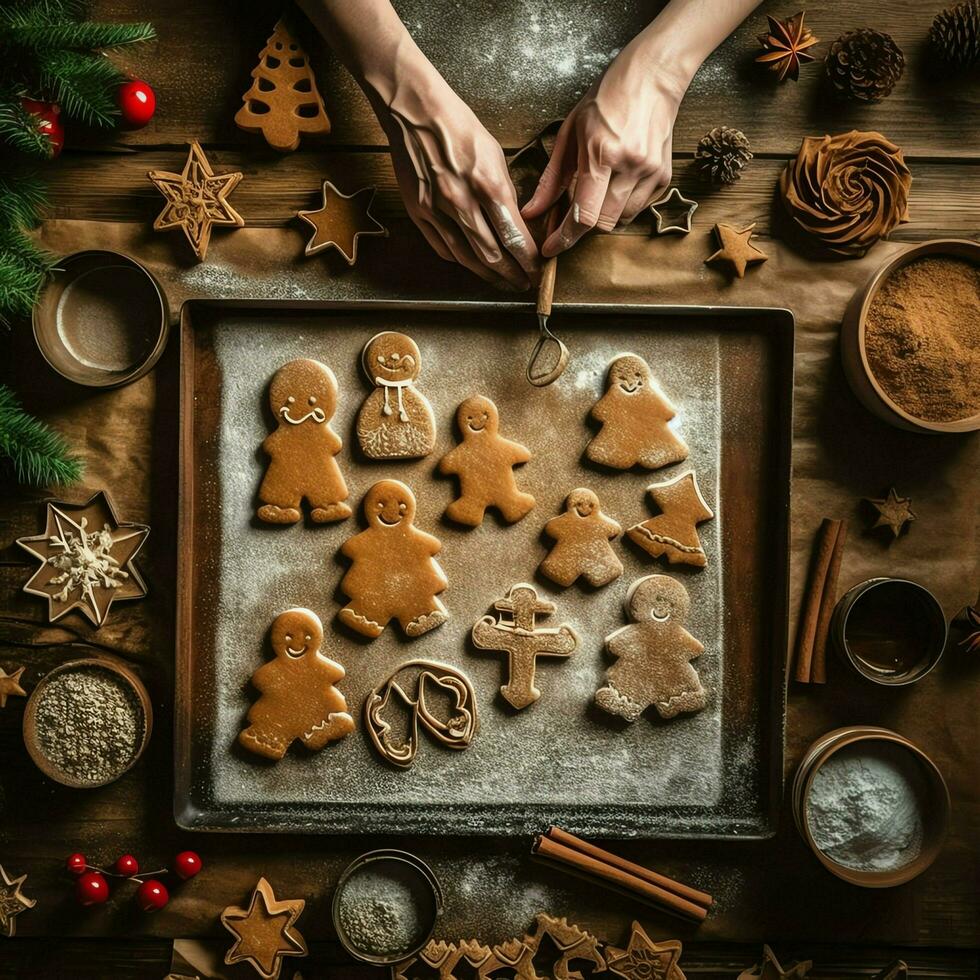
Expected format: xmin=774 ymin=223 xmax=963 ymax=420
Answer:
xmin=522 ymin=49 xmax=686 ymax=257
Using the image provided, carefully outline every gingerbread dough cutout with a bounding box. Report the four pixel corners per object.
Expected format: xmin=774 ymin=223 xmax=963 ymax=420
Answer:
xmin=627 ymin=470 xmax=714 ymax=568
xmin=338 ymin=480 xmax=448 ymax=638
xmin=586 ymin=354 xmax=689 ymax=470
xmin=439 ymin=395 xmax=535 ymax=527
xmin=257 ymin=358 xmax=351 ymax=524
xmin=596 ymin=575 xmax=706 ymax=722
xmin=539 ymin=488 xmax=623 ymax=588
xmin=356 ymin=331 xmax=436 ymax=459
xmin=471 ymin=583 xmax=578 ymax=709
xmin=239 ymin=608 xmax=354 ymax=760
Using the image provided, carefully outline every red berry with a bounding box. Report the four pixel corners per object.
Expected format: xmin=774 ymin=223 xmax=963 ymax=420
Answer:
xmin=173 ymin=850 xmax=202 ymax=880
xmin=66 ymin=853 xmax=87 ymax=876
xmin=116 ymin=78 xmax=156 ymax=129
xmin=75 ymin=871 xmax=109 ymax=906
xmin=20 ymin=98 xmax=64 ymax=158
xmin=136 ymin=879 xmax=168 ymax=912
xmin=114 ymin=854 xmax=139 ymax=877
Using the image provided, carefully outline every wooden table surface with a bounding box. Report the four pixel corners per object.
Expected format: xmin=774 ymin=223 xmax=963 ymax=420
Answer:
xmin=1 ymin=1 xmax=978 ymax=977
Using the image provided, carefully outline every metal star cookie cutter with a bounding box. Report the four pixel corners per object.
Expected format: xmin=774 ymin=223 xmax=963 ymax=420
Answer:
xmin=649 ymin=187 xmax=699 ymax=235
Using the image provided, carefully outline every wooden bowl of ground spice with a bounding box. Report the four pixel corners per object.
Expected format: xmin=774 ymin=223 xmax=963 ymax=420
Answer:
xmin=841 ymin=240 xmax=980 ymax=433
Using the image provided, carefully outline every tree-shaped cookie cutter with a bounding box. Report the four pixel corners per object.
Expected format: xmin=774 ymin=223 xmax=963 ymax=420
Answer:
xmin=364 ymin=660 xmax=478 ymax=768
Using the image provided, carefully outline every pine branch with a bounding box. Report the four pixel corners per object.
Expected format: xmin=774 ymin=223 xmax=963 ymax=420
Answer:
xmin=37 ymin=49 xmax=123 ymax=127
xmin=0 ymin=168 xmax=47 ymax=228
xmin=0 ymin=227 xmax=54 ymax=324
xmin=0 ymin=91 xmax=54 ymax=157
xmin=0 ymin=383 xmax=83 ymax=487
xmin=3 ymin=21 xmax=156 ymax=52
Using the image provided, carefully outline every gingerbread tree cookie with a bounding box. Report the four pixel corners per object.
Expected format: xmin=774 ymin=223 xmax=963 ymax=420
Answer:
xmin=596 ymin=575 xmax=706 ymax=722
xmin=627 ymin=470 xmax=715 ymax=568
xmin=339 ymin=480 xmax=448 ymax=639
xmin=439 ymin=395 xmax=535 ymax=527
xmin=238 ymin=609 xmax=353 ymax=760
xmin=234 ymin=19 xmax=331 ymax=152
xmin=471 ymin=583 xmax=578 ymax=709
xmin=356 ymin=332 xmax=436 ymax=459
xmin=586 ymin=354 xmax=689 ymax=470
xmin=539 ymin=488 xmax=623 ymax=588
xmin=257 ymin=358 xmax=350 ymax=524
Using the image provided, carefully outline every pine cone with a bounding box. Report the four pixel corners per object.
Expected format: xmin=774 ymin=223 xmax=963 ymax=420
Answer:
xmin=930 ymin=0 xmax=980 ymax=69
xmin=825 ymin=29 xmax=905 ymax=102
xmin=695 ymin=127 xmax=753 ymax=184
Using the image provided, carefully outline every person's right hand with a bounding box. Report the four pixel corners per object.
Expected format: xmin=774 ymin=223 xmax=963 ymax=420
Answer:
xmin=372 ymin=68 xmax=538 ymax=291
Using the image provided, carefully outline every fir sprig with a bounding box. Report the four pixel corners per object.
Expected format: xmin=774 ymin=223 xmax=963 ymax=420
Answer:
xmin=0 ymin=168 xmax=46 ymax=228
xmin=37 ymin=48 xmax=124 ymax=127
xmin=0 ymin=383 xmax=83 ymax=486
xmin=3 ymin=21 xmax=155 ymax=52
xmin=0 ymin=88 xmax=53 ymax=156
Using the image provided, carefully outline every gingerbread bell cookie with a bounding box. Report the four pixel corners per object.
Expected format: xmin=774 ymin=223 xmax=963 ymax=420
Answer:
xmin=586 ymin=354 xmax=689 ymax=470
xmin=356 ymin=331 xmax=435 ymax=459
xmin=239 ymin=608 xmax=354 ymax=760
xmin=627 ymin=470 xmax=714 ymax=568
xmin=338 ymin=480 xmax=448 ymax=639
xmin=539 ymin=488 xmax=623 ymax=588
xmin=596 ymin=575 xmax=706 ymax=722
xmin=439 ymin=395 xmax=535 ymax=526
xmin=257 ymin=358 xmax=351 ymax=524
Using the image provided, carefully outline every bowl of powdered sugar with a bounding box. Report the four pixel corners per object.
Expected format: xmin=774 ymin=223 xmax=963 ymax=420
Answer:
xmin=793 ymin=727 xmax=950 ymax=887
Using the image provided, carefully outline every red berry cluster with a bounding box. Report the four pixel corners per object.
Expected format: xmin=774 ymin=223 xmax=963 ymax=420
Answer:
xmin=66 ymin=850 xmax=202 ymax=911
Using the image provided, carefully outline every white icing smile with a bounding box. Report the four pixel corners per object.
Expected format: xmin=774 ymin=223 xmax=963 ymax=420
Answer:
xmin=619 ymin=380 xmax=642 ymax=393
xmin=377 ymin=514 xmax=402 ymax=526
xmin=286 ymin=645 xmax=307 ymax=657
xmin=280 ymin=406 xmax=326 ymax=425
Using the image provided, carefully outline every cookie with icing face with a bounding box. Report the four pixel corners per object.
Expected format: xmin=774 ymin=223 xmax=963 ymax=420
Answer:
xmin=586 ymin=354 xmax=689 ymax=470
xmin=356 ymin=331 xmax=436 ymax=459
xmin=238 ymin=608 xmax=354 ymax=760
xmin=338 ymin=479 xmax=448 ymax=638
xmin=539 ymin=488 xmax=623 ymax=588
xmin=257 ymin=358 xmax=351 ymax=524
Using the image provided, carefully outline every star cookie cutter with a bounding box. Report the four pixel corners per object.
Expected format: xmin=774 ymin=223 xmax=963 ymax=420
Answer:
xmin=649 ymin=187 xmax=698 ymax=235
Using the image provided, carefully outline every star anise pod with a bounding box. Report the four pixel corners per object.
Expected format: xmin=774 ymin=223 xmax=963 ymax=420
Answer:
xmin=958 ymin=605 xmax=980 ymax=654
xmin=756 ymin=11 xmax=819 ymax=81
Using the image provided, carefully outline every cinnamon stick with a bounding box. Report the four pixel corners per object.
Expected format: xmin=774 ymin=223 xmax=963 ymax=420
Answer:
xmin=532 ymin=834 xmax=708 ymax=922
xmin=811 ymin=519 xmax=848 ymax=684
xmin=794 ymin=518 xmax=842 ymax=683
xmin=544 ymin=826 xmax=712 ymax=908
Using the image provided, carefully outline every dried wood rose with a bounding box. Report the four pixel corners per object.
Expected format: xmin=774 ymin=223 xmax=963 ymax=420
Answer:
xmin=779 ymin=130 xmax=911 ymax=257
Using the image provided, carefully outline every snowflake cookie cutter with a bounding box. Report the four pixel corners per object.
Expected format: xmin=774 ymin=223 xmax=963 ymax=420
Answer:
xmin=648 ymin=187 xmax=699 ymax=235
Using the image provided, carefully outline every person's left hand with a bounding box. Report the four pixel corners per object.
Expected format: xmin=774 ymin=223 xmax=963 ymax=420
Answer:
xmin=522 ymin=48 xmax=687 ymax=257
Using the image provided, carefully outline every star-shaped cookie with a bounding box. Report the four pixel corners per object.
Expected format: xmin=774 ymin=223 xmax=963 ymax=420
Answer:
xmin=865 ymin=487 xmax=916 ymax=538
xmin=297 ymin=181 xmax=387 ymax=265
xmin=627 ymin=470 xmax=715 ymax=568
xmin=0 ymin=865 xmax=36 ymax=938
xmin=706 ymin=222 xmax=768 ymax=278
xmin=221 ymin=877 xmax=307 ymax=980
xmin=737 ymin=945 xmax=812 ymax=980
xmin=649 ymin=187 xmax=698 ymax=235
xmin=148 ymin=140 xmax=244 ymax=261
xmin=606 ymin=921 xmax=686 ymax=979
xmin=0 ymin=667 xmax=26 ymax=708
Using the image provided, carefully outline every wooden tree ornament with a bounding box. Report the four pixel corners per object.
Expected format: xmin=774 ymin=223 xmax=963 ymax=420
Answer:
xmin=235 ymin=19 xmax=331 ymax=152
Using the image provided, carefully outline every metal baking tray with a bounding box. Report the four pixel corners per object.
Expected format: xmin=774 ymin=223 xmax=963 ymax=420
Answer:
xmin=175 ymin=300 xmax=793 ymax=837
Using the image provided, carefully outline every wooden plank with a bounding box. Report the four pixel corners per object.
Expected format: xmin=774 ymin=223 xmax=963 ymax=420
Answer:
xmin=89 ymin=0 xmax=980 ymax=156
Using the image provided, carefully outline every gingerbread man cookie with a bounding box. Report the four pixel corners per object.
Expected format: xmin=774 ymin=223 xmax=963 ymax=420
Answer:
xmin=596 ymin=575 xmax=706 ymax=722
xmin=239 ymin=608 xmax=354 ymax=760
xmin=257 ymin=358 xmax=351 ymax=524
xmin=338 ymin=480 xmax=448 ymax=638
xmin=627 ymin=470 xmax=714 ymax=568
xmin=356 ymin=331 xmax=436 ymax=459
xmin=586 ymin=354 xmax=689 ymax=470
xmin=539 ymin=488 xmax=623 ymax=588
xmin=439 ymin=395 xmax=535 ymax=527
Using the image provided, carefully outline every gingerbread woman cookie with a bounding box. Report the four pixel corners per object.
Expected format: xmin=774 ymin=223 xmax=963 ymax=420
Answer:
xmin=539 ymin=488 xmax=623 ymax=588
xmin=627 ymin=470 xmax=714 ymax=568
xmin=257 ymin=359 xmax=351 ymax=524
xmin=439 ymin=395 xmax=535 ymax=527
xmin=586 ymin=354 xmax=689 ymax=470
xmin=338 ymin=479 xmax=448 ymax=638
xmin=239 ymin=608 xmax=354 ymax=759
xmin=596 ymin=575 xmax=706 ymax=722
xmin=356 ymin=331 xmax=436 ymax=459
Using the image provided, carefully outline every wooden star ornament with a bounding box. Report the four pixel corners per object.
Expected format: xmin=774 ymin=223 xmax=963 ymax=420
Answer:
xmin=649 ymin=187 xmax=698 ymax=235
xmin=738 ymin=945 xmax=812 ymax=980
xmin=297 ymin=180 xmax=387 ymax=265
xmin=865 ymin=487 xmax=916 ymax=538
xmin=0 ymin=667 xmax=26 ymax=709
xmin=148 ymin=141 xmax=244 ymax=261
xmin=0 ymin=865 xmax=36 ymax=938
xmin=221 ymin=877 xmax=307 ymax=980
xmin=706 ymin=222 xmax=768 ymax=278
xmin=606 ymin=921 xmax=686 ymax=979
